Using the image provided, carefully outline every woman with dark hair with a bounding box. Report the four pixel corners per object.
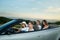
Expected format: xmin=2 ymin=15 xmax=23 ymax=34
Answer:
xmin=28 ymin=21 xmax=34 ymax=31
xmin=42 ymin=20 xmax=49 ymax=30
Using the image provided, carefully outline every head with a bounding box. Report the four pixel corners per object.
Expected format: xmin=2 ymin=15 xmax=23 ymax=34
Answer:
xmin=21 ymin=21 xmax=26 ymax=28
xmin=28 ymin=21 xmax=34 ymax=28
xmin=42 ymin=20 xmax=48 ymax=26
xmin=36 ymin=20 xmax=40 ymax=25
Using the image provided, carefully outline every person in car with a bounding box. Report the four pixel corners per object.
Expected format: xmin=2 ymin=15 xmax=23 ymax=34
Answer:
xmin=34 ymin=20 xmax=42 ymax=31
xmin=42 ymin=20 xmax=49 ymax=30
xmin=28 ymin=21 xmax=34 ymax=32
xmin=17 ymin=21 xmax=28 ymax=32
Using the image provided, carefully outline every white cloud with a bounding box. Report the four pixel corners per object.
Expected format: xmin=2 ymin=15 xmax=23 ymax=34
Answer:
xmin=40 ymin=6 xmax=60 ymax=20
xmin=44 ymin=6 xmax=60 ymax=13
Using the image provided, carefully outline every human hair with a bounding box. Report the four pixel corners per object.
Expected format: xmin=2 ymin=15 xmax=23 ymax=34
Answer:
xmin=21 ymin=23 xmax=26 ymax=27
xmin=42 ymin=20 xmax=48 ymax=28
xmin=43 ymin=20 xmax=48 ymax=25
xmin=29 ymin=21 xmax=34 ymax=25
xmin=36 ymin=20 xmax=40 ymax=24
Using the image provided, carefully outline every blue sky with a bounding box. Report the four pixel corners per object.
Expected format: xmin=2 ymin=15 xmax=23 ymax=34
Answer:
xmin=0 ymin=0 xmax=60 ymax=20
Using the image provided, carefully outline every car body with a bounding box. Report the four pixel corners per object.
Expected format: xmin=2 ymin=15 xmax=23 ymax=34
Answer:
xmin=0 ymin=19 xmax=60 ymax=40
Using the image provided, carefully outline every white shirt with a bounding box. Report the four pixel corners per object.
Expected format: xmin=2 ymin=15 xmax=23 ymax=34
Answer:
xmin=20 ymin=27 xmax=34 ymax=32
xmin=29 ymin=28 xmax=34 ymax=31
xmin=38 ymin=25 xmax=41 ymax=30
xmin=21 ymin=27 xmax=29 ymax=31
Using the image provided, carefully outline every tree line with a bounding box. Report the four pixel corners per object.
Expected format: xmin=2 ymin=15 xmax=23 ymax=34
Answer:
xmin=0 ymin=17 xmax=60 ymax=25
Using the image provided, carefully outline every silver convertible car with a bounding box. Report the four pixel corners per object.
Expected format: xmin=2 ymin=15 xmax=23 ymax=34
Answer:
xmin=0 ymin=19 xmax=60 ymax=40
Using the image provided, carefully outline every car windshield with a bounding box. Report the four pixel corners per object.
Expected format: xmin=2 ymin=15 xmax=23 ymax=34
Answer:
xmin=0 ymin=17 xmax=12 ymax=26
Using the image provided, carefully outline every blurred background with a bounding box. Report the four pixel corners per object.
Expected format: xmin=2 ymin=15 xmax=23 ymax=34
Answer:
xmin=0 ymin=0 xmax=60 ymax=27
